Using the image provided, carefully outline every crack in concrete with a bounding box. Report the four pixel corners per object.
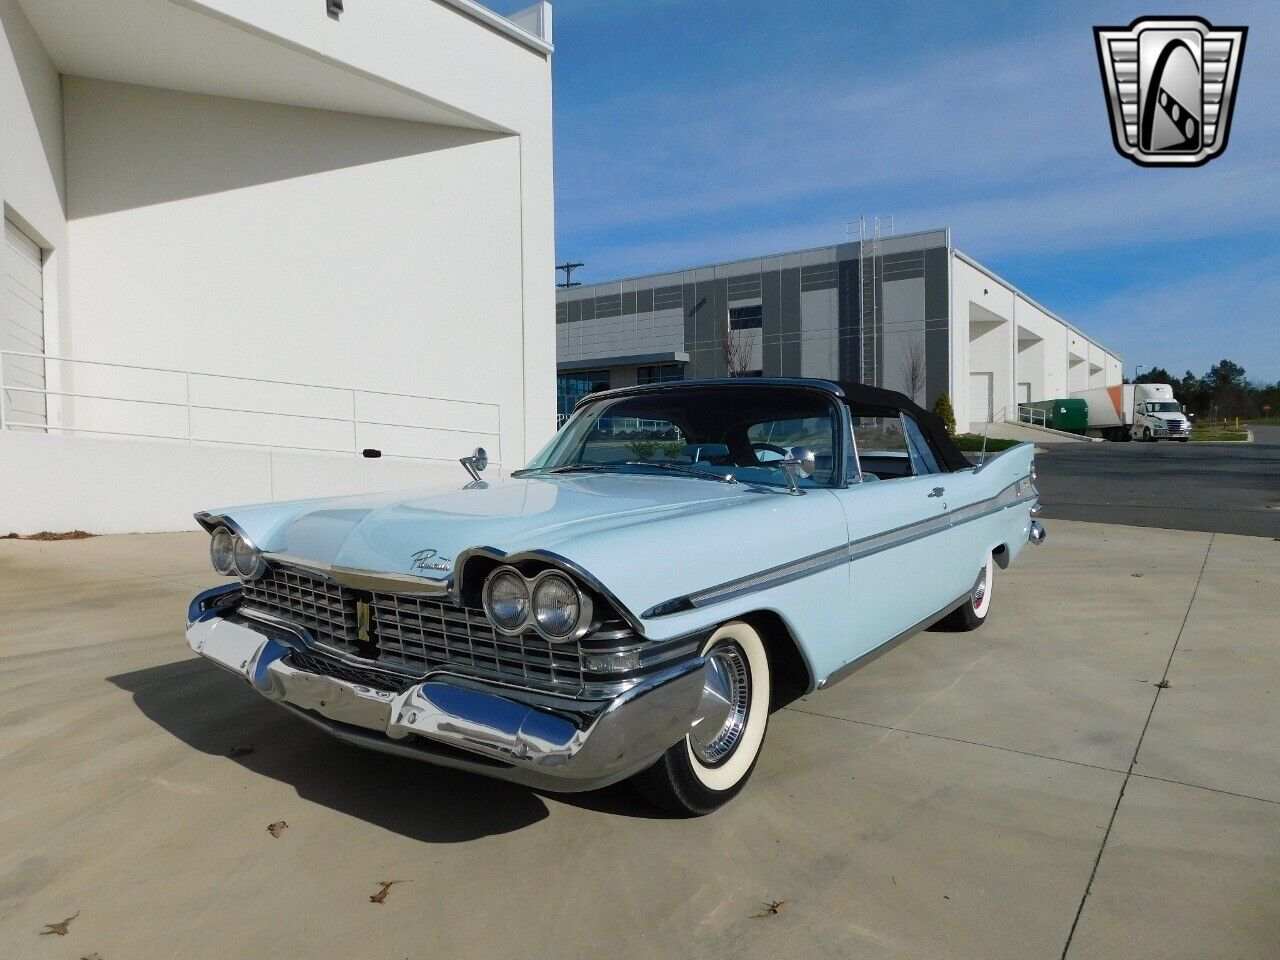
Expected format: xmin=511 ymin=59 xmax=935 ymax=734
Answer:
xmin=1058 ymin=532 xmax=1216 ymax=960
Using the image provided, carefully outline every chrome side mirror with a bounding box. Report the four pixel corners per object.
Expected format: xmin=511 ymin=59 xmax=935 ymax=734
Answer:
xmin=460 ymin=447 xmax=488 ymax=482
xmin=777 ymin=446 xmax=816 ymax=495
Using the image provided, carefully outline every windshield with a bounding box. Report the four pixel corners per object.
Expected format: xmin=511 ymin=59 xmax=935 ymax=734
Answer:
xmin=1146 ymin=402 xmax=1180 ymax=413
xmin=521 ymin=386 xmax=841 ymax=488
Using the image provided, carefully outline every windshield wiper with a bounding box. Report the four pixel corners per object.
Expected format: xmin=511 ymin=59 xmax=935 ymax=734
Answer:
xmin=620 ymin=461 xmax=737 ymax=484
xmin=520 ymin=462 xmax=737 ymax=483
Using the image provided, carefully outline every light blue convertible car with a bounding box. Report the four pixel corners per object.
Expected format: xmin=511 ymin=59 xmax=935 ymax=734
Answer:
xmin=186 ymin=379 xmax=1043 ymax=814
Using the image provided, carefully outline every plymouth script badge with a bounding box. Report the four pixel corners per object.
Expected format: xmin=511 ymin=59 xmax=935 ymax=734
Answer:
xmin=411 ymin=548 xmax=452 ymax=573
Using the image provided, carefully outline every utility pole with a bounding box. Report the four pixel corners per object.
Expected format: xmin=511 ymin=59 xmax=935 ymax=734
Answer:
xmin=556 ymin=262 xmax=584 ymax=288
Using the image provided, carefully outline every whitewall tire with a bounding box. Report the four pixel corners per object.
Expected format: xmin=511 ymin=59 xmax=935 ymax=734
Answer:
xmin=632 ymin=621 xmax=770 ymax=815
xmin=938 ymin=553 xmax=994 ymax=631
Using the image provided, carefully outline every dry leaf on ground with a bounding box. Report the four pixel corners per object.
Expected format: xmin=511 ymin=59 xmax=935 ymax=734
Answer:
xmin=752 ymin=900 xmax=790 ymax=919
xmin=370 ymin=880 xmax=407 ymax=904
xmin=40 ymin=912 xmax=80 ymax=936
xmin=267 ymin=821 xmax=288 ymax=838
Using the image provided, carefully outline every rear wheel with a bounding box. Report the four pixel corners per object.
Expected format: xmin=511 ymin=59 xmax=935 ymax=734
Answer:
xmin=631 ymin=621 xmax=770 ymax=816
xmin=937 ymin=554 xmax=994 ymax=632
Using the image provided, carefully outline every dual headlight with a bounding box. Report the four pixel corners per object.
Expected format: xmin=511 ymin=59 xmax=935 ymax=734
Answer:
xmin=482 ymin=566 xmax=593 ymax=642
xmin=209 ymin=526 xmax=267 ymax=580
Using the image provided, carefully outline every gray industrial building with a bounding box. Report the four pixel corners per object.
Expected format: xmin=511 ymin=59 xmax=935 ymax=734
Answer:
xmin=556 ymin=228 xmax=1122 ymax=432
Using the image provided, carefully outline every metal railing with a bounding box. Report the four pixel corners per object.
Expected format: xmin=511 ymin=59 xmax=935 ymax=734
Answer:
xmin=0 ymin=350 xmax=501 ymax=465
xmin=1016 ymin=404 xmax=1048 ymax=428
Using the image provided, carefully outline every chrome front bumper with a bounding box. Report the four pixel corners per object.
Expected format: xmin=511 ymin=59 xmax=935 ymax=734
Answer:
xmin=186 ymin=587 xmax=706 ymax=792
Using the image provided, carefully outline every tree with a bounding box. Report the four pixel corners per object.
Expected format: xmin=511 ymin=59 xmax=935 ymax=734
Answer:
xmin=720 ymin=314 xmax=754 ymax=377
xmin=1134 ymin=366 xmax=1174 ymax=384
xmin=1204 ymin=359 xmax=1247 ymax=392
xmin=932 ymin=393 xmax=956 ymax=435
xmin=898 ymin=341 xmax=927 ymax=404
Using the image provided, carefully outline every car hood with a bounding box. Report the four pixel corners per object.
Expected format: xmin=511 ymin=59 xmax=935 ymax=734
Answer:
xmin=208 ymin=474 xmax=778 ymax=579
xmin=202 ymin=472 xmax=847 ymax=634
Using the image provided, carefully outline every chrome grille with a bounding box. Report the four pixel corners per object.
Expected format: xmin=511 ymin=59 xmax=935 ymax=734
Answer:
xmin=239 ymin=567 xmax=587 ymax=689
xmin=371 ymin=593 xmax=585 ymax=687
xmin=241 ymin=568 xmax=360 ymax=654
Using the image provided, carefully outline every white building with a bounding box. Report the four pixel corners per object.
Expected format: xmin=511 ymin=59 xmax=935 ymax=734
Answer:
xmin=556 ymin=229 xmax=1122 ymax=432
xmin=1 ymin=0 xmax=556 ymax=533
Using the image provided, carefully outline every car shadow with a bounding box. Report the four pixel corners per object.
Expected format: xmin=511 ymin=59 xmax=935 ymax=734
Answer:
xmin=108 ymin=658 xmax=670 ymax=841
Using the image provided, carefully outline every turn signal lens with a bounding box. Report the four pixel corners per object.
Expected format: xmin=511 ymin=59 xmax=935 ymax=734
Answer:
xmin=485 ymin=568 xmax=530 ymax=633
xmin=532 ymin=573 xmax=581 ymax=640
xmin=231 ymin=534 xmax=266 ymax=580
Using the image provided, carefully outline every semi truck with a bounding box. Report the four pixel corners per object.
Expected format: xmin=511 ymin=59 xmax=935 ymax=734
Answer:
xmin=1071 ymin=383 xmax=1192 ymax=442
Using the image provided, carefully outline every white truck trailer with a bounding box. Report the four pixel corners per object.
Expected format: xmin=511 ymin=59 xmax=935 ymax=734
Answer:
xmin=1072 ymin=383 xmax=1192 ymax=442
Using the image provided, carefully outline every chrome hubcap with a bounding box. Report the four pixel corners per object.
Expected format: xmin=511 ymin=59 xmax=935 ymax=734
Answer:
xmin=690 ymin=643 xmax=750 ymax=765
xmin=971 ymin=566 xmax=988 ymax=611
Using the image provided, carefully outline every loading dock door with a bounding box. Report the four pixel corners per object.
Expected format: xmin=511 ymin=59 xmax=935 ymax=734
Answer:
xmin=2 ymin=218 xmax=46 ymax=429
xmin=1018 ymin=381 xmax=1031 ymax=404
xmin=969 ymin=371 xmax=993 ymax=426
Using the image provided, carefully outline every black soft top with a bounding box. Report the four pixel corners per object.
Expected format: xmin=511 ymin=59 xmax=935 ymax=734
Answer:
xmin=580 ymin=377 xmax=970 ymax=473
xmin=833 ymin=381 xmax=970 ymax=472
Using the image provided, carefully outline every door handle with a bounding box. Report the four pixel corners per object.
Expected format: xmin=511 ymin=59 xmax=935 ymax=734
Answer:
xmin=928 ymin=487 xmax=945 ymax=498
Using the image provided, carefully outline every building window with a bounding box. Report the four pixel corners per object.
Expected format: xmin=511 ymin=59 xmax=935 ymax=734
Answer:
xmin=728 ymin=305 xmax=763 ymax=330
xmin=557 ymin=369 xmax=610 ymax=423
xmin=730 ymin=369 xmax=763 ymax=377
xmin=636 ymin=364 xmax=683 ymax=385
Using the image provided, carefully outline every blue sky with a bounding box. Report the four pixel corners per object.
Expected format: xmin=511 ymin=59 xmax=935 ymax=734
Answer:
xmin=519 ymin=1 xmax=1279 ymax=382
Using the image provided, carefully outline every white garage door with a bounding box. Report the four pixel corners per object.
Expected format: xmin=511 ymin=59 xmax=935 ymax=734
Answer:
xmin=969 ymin=371 xmax=993 ymax=427
xmin=3 ymin=218 xmax=46 ymax=429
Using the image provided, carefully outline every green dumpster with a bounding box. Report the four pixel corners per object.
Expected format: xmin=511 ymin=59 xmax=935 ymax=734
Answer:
xmin=1020 ymin=398 xmax=1088 ymax=433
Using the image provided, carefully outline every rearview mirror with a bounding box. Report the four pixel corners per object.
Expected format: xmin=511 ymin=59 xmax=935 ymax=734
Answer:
xmin=787 ymin=446 xmax=816 ymax=476
xmin=777 ymin=446 xmax=816 ymax=496
xmin=460 ymin=447 xmax=488 ymax=481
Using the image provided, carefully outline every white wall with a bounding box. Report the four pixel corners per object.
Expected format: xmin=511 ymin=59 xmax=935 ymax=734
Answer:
xmin=61 ymin=78 xmax=530 ymax=465
xmin=0 ymin=430 xmax=469 ymax=534
xmin=952 ymin=252 xmax=1122 ymax=431
xmin=0 ymin=0 xmax=67 ymax=380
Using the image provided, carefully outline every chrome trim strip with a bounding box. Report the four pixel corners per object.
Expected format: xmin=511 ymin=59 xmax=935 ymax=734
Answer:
xmin=644 ymin=476 xmax=1033 ymax=618
xmin=818 ymin=584 xmax=973 ymax=689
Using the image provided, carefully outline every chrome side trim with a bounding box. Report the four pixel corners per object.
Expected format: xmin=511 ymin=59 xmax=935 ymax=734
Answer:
xmin=818 ymin=586 xmax=972 ymax=689
xmin=644 ymin=476 xmax=1034 ymax=619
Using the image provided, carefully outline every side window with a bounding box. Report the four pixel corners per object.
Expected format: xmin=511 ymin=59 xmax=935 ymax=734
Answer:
xmin=850 ymin=415 xmax=913 ymax=479
xmin=901 ymin=415 xmax=943 ymax=475
xmin=746 ymin=416 xmax=836 ymax=484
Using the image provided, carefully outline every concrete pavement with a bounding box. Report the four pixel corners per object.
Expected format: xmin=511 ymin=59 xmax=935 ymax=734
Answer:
xmin=2 ymin=523 xmax=1278 ymax=959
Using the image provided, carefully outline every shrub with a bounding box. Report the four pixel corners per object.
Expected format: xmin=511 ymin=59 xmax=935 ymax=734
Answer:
xmin=932 ymin=393 xmax=956 ymax=435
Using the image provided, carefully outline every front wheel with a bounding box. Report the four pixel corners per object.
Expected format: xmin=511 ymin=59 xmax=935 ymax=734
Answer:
xmin=937 ymin=554 xmax=994 ymax=631
xmin=631 ymin=621 xmax=770 ymax=816
xmin=1143 ymin=427 xmax=1154 ymax=442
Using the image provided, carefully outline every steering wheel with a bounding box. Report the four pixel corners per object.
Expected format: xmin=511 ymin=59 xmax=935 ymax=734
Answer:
xmin=751 ymin=442 xmax=789 ymax=463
